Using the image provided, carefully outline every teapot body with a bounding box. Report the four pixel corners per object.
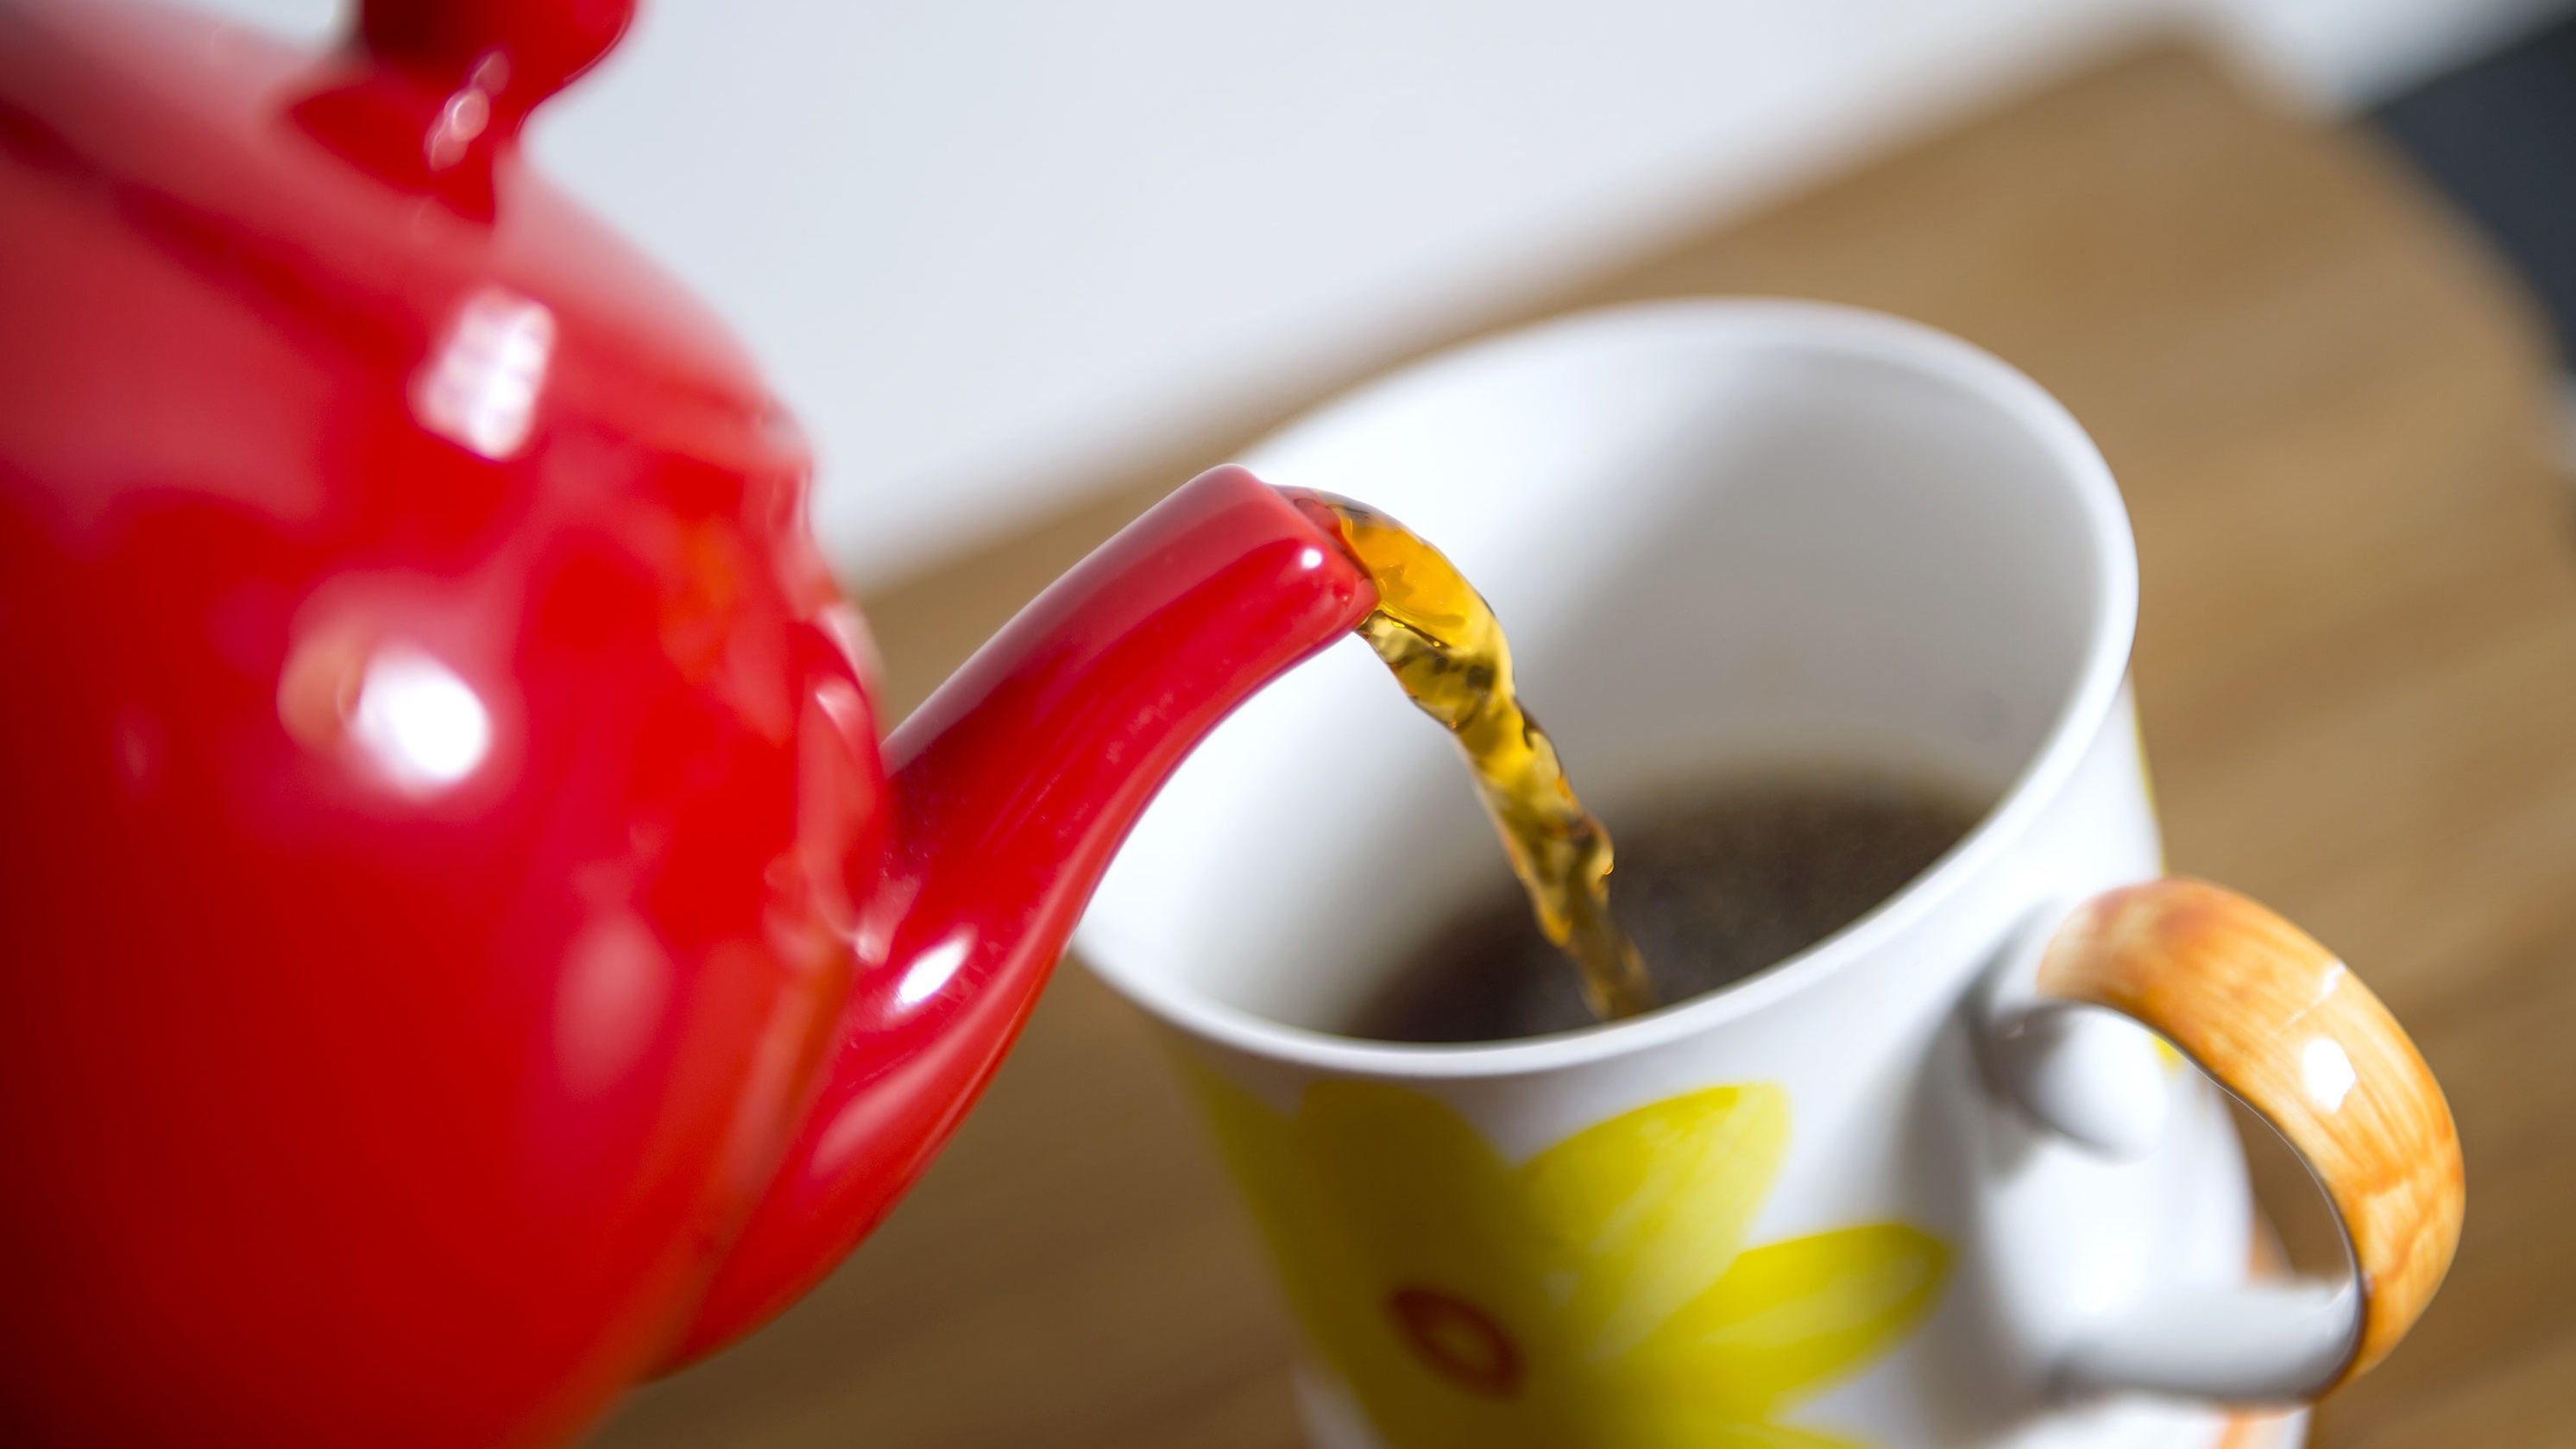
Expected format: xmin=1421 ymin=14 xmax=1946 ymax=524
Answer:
xmin=0 ymin=2 xmax=885 ymax=1441
xmin=0 ymin=3 xmax=1382 ymax=1443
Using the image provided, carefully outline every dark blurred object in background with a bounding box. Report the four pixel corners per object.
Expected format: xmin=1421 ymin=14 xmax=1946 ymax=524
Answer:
xmin=2373 ymin=16 xmax=2576 ymax=369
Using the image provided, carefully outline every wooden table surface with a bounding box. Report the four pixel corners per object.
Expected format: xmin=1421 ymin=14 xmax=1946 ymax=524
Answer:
xmin=595 ymin=41 xmax=2576 ymax=1449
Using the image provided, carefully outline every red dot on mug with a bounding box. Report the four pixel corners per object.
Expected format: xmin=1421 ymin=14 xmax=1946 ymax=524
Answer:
xmin=1386 ymin=1286 xmax=1524 ymax=1399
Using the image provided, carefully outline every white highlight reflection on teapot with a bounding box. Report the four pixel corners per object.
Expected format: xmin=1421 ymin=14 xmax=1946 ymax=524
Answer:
xmin=350 ymin=646 xmax=492 ymax=795
xmin=897 ymin=931 xmax=975 ymax=1008
xmin=412 ymin=288 xmax=555 ymax=460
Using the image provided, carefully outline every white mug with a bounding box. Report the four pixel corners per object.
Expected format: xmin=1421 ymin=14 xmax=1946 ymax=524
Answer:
xmin=1075 ymin=301 xmax=2459 ymax=1449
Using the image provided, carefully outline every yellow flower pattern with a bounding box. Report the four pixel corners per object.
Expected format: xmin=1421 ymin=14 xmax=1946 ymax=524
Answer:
xmin=1188 ymin=1068 xmax=1946 ymax=1448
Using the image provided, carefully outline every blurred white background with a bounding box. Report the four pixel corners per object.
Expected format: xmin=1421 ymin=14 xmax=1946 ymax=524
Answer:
xmin=201 ymin=0 xmax=2566 ymax=589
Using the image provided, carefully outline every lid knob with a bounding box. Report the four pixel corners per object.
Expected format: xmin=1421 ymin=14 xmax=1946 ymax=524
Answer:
xmin=290 ymin=0 xmax=636 ymax=219
xmin=358 ymin=0 xmax=636 ymax=127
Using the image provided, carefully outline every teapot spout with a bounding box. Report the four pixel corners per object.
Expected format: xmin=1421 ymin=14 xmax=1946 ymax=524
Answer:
xmin=666 ymin=465 xmax=1375 ymax=1362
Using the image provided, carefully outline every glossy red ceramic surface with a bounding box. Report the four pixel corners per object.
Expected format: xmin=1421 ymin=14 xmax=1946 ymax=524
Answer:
xmin=0 ymin=1 xmax=1375 ymax=1444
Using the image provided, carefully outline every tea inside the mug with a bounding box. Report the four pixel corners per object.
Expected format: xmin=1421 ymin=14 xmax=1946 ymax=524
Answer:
xmin=1349 ymin=771 xmax=1985 ymax=1043
xmin=1291 ymin=489 xmax=1987 ymax=1040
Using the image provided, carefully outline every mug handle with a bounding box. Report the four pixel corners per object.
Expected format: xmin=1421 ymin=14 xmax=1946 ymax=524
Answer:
xmin=1987 ymin=879 xmax=2463 ymax=1402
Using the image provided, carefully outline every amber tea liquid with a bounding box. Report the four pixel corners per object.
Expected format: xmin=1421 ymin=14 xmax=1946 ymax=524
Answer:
xmin=1288 ymin=490 xmax=1658 ymax=1023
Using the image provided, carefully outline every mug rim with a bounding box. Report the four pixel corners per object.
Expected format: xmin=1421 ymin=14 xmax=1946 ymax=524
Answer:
xmin=1082 ymin=298 xmax=2139 ymax=1080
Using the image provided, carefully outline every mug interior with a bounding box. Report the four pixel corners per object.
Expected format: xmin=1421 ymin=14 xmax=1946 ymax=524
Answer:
xmin=1079 ymin=302 xmax=2130 ymax=1045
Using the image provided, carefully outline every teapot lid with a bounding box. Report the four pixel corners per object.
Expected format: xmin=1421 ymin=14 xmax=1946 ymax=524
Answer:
xmin=0 ymin=0 xmax=803 ymax=508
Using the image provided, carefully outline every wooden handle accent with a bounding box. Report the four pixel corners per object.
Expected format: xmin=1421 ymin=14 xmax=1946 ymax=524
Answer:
xmin=2036 ymin=879 xmax=2463 ymax=1390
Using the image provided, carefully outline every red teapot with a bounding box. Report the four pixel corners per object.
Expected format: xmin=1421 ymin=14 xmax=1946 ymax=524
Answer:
xmin=0 ymin=1 xmax=1378 ymax=1443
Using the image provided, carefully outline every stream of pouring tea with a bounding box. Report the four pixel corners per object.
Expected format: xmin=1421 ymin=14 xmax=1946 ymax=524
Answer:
xmin=1288 ymin=490 xmax=1659 ymax=1022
